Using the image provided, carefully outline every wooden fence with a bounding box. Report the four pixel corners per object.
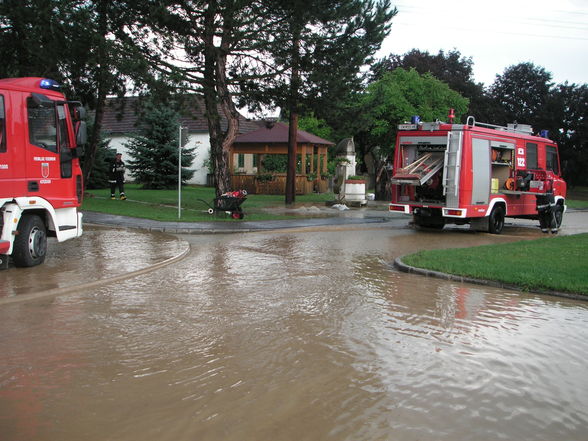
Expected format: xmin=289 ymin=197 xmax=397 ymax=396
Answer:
xmin=230 ymin=174 xmax=329 ymax=195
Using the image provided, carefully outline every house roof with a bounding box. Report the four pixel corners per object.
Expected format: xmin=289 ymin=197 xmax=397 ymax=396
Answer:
xmin=233 ymin=121 xmax=334 ymax=145
xmin=101 ymin=96 xmax=261 ymax=135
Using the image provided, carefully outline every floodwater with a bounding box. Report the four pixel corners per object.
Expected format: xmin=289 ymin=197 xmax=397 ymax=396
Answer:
xmin=1 ymin=219 xmax=587 ymax=441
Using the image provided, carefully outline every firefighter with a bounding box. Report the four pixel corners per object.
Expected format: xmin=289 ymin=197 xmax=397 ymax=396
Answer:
xmin=536 ymin=192 xmax=557 ymax=234
xmin=109 ymin=152 xmax=127 ymax=200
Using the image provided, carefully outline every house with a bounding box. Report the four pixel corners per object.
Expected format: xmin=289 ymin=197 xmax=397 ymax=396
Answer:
xmin=100 ymin=96 xmax=260 ymax=185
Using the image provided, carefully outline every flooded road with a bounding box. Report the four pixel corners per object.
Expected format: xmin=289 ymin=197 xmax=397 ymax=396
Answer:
xmin=1 ymin=218 xmax=588 ymax=441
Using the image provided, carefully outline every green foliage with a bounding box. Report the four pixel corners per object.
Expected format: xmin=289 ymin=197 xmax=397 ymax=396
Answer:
xmin=255 ymin=173 xmax=275 ymax=182
xmin=370 ymin=49 xmax=487 ymax=121
xmin=402 ymin=234 xmax=588 ymax=295
xmin=356 ymin=68 xmax=469 ymax=156
xmin=489 ymin=62 xmax=553 ymax=125
xmin=298 ymin=114 xmax=334 ymax=142
xmin=84 ymin=138 xmax=115 ymax=189
xmin=125 ymin=102 xmax=195 ymax=189
xmin=263 ymin=154 xmax=289 ymax=173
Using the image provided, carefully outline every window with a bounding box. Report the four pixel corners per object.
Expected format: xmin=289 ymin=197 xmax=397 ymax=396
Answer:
xmin=526 ymin=143 xmax=538 ymax=169
xmin=546 ymin=145 xmax=559 ymax=174
xmin=238 ymin=154 xmax=245 ymax=168
xmin=28 ymin=97 xmax=57 ymax=153
xmin=0 ymin=95 xmax=5 ymax=153
xmin=57 ymin=105 xmax=71 ymax=151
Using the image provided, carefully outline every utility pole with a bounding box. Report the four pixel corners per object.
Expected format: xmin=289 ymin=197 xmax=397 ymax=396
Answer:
xmin=178 ymin=126 xmax=188 ymax=218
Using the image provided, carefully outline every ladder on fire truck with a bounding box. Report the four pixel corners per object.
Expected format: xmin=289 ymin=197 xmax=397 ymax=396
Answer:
xmin=391 ymin=152 xmax=444 ymax=185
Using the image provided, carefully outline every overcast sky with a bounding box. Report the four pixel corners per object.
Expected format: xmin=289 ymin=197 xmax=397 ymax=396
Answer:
xmin=378 ymin=0 xmax=588 ymax=87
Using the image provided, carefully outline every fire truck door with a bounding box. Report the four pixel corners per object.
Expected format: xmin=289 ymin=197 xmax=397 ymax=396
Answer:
xmin=471 ymin=138 xmax=490 ymax=205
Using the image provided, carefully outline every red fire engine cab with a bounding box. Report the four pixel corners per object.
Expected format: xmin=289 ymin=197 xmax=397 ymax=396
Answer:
xmin=389 ymin=115 xmax=566 ymax=234
xmin=0 ymin=78 xmax=87 ymax=268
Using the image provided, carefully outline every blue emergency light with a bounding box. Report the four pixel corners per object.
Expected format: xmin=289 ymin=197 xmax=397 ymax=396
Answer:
xmin=39 ymin=78 xmax=61 ymax=91
xmin=411 ymin=116 xmax=420 ymax=124
xmin=540 ymin=130 xmax=549 ymax=138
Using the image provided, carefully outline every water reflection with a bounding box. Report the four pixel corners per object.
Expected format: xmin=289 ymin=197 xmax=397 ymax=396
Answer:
xmin=1 ymin=226 xmax=587 ymax=441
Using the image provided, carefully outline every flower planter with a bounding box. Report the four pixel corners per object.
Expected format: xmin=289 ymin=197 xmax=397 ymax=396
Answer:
xmin=344 ymin=179 xmax=367 ymax=205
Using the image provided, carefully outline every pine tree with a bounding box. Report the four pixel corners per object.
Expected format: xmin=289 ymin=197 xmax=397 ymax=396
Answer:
xmin=125 ymin=102 xmax=195 ymax=189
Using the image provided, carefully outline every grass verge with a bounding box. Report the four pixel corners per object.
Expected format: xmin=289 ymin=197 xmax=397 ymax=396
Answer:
xmin=567 ymin=186 xmax=588 ymax=209
xmin=82 ymin=185 xmax=337 ymax=222
xmin=402 ymin=233 xmax=588 ymax=295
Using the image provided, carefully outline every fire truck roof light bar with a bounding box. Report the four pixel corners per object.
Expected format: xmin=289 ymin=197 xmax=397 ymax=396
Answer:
xmin=466 ymin=116 xmax=537 ymax=136
xmin=39 ymin=78 xmax=61 ymax=91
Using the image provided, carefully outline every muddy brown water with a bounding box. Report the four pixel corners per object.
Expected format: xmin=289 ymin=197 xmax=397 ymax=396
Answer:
xmin=1 ymin=219 xmax=587 ymax=441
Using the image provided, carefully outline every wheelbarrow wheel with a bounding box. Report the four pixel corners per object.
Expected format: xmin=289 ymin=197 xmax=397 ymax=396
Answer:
xmin=207 ymin=208 xmax=214 ymax=215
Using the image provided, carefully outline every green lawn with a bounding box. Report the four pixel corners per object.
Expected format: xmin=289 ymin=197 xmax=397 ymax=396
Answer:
xmin=82 ymin=185 xmax=337 ymax=222
xmin=567 ymin=186 xmax=588 ymax=209
xmin=402 ymin=233 xmax=588 ymax=295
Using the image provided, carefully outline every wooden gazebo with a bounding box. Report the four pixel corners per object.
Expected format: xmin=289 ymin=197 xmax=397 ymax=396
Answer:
xmin=230 ymin=121 xmax=334 ymax=195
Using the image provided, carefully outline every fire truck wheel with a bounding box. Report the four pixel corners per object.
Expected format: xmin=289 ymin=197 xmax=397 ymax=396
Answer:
xmin=13 ymin=214 xmax=47 ymax=267
xmin=413 ymin=214 xmax=445 ymax=230
xmin=488 ymin=206 xmax=505 ymax=234
xmin=554 ymin=204 xmax=564 ymax=228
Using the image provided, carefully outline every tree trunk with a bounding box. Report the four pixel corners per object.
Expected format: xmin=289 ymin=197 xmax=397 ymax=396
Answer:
xmin=286 ymin=111 xmax=298 ymax=204
xmin=82 ymin=0 xmax=109 ymax=188
xmin=285 ymin=31 xmax=301 ymax=205
xmin=202 ymin=0 xmax=240 ymax=198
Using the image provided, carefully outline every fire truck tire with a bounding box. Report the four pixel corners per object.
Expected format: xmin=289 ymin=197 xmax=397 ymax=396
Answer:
xmin=488 ymin=206 xmax=505 ymax=234
xmin=413 ymin=214 xmax=445 ymax=230
xmin=554 ymin=204 xmax=564 ymax=228
xmin=13 ymin=214 xmax=47 ymax=267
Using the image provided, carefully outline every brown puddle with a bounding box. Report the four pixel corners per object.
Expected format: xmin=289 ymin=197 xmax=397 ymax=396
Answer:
xmin=1 ymin=220 xmax=587 ymax=440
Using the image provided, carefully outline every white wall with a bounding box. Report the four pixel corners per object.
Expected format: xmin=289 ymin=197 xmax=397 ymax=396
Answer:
xmin=107 ymin=132 xmax=211 ymax=185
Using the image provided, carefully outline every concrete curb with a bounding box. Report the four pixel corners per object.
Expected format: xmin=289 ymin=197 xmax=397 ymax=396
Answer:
xmin=393 ymin=256 xmax=588 ymax=302
xmin=82 ymin=211 xmax=392 ymax=234
xmin=0 ymin=240 xmax=191 ymax=306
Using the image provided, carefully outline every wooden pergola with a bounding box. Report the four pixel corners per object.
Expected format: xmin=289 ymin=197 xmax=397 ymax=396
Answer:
xmin=229 ymin=121 xmax=333 ymax=195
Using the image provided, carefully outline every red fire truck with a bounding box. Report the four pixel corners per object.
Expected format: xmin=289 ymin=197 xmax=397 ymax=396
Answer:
xmin=0 ymin=78 xmax=86 ymax=268
xmin=389 ymin=114 xmax=566 ymax=234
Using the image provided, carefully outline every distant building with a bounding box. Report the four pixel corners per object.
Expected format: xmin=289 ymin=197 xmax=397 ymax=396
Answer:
xmin=100 ymin=96 xmax=260 ymax=185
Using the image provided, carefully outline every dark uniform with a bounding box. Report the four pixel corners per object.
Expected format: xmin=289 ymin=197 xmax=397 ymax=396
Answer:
xmin=109 ymin=153 xmax=126 ymax=200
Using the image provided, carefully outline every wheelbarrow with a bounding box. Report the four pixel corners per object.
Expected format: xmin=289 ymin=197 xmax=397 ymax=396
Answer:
xmin=199 ymin=190 xmax=247 ymax=219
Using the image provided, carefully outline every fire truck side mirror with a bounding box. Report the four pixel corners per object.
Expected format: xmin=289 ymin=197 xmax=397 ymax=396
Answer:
xmin=73 ymin=105 xmax=87 ymax=121
xmin=31 ymin=92 xmax=54 ymax=108
xmin=75 ymin=121 xmax=88 ymax=148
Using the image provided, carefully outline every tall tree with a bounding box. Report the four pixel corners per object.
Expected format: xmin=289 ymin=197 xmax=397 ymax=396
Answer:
xmin=356 ymin=68 xmax=469 ymax=155
xmin=139 ymin=0 xmax=279 ymax=197
xmin=125 ymin=100 xmax=195 ymax=189
xmin=0 ymin=0 xmax=161 ymax=187
xmin=371 ymin=49 xmax=488 ymax=121
xmin=488 ymin=62 xmax=553 ymax=126
xmin=144 ymin=0 xmax=394 ymax=202
xmin=544 ymin=82 xmax=588 ymax=186
xmin=257 ymin=0 xmax=396 ymax=204
xmin=352 ymin=68 xmax=469 ymax=199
